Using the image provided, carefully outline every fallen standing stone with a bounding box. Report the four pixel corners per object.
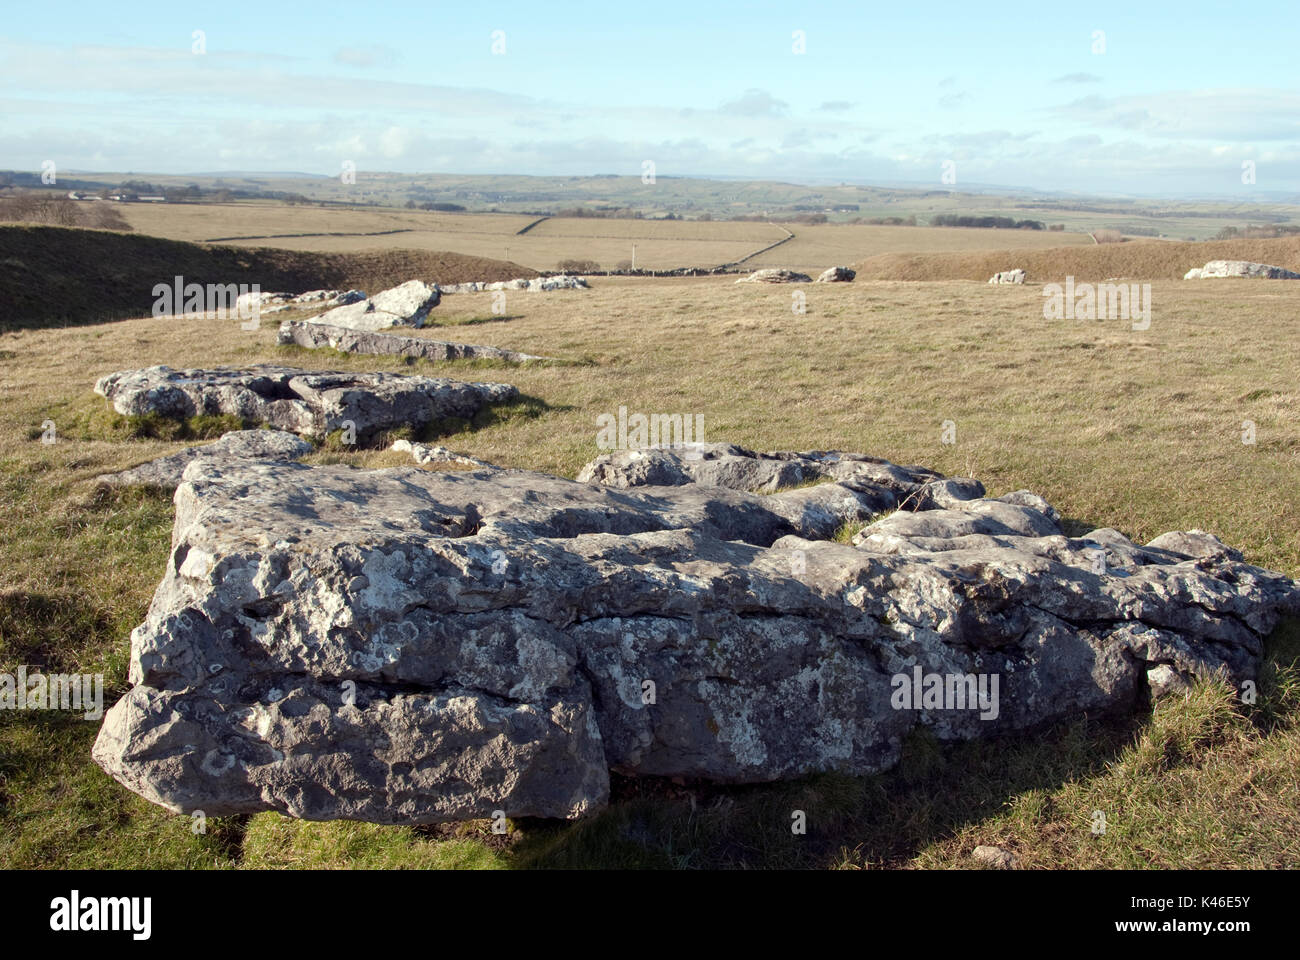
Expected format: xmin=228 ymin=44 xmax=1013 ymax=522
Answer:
xmin=95 ymin=364 xmax=517 ymax=444
xmin=815 ymin=266 xmax=856 ymax=283
xmin=1183 ymin=260 xmax=1300 ymax=280
xmin=735 ymin=269 xmax=813 ymax=284
xmin=93 ymin=449 xmax=1299 ymax=824
xmin=277 ymin=319 xmax=549 ymax=364
xmin=95 ymin=430 xmax=313 ymax=492
xmin=234 ymin=289 xmax=366 ymax=315
xmin=436 ymin=276 xmax=588 ymax=295
xmin=309 ymin=280 xmax=440 ymax=331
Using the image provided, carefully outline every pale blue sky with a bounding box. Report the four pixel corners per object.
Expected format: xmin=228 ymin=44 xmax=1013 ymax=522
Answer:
xmin=3 ymin=0 xmax=1297 ymax=195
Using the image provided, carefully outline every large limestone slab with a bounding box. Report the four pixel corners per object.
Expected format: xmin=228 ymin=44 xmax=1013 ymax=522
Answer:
xmin=310 ymin=280 xmax=440 ymax=331
xmin=96 ymin=430 xmax=313 ymax=491
xmin=735 ymin=269 xmax=813 ymax=284
xmin=95 ymin=365 xmax=517 ymax=443
xmin=236 ymin=289 xmax=366 ymax=316
xmin=436 ymin=275 xmax=588 ymax=294
xmin=277 ymin=319 xmax=548 ymax=363
xmin=1185 ymin=260 xmax=1300 ymax=280
xmin=815 ymin=266 xmax=856 ymax=283
xmin=578 ymin=443 xmax=983 ymax=507
xmin=94 ymin=452 xmax=1300 ymax=824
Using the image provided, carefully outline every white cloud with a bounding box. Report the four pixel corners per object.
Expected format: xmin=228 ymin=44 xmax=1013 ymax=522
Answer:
xmin=333 ymin=44 xmax=398 ymax=68
xmin=2 ymin=38 xmax=1298 ymax=194
xmin=1052 ymin=89 xmax=1300 ymax=141
xmin=718 ymin=89 xmax=788 ymax=117
xmin=378 ymin=126 xmax=412 ymax=159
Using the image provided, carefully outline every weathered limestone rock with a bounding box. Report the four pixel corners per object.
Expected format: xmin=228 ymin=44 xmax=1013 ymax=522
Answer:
xmin=972 ymin=845 xmax=1018 ymax=869
xmin=235 ymin=290 xmax=289 ymax=313
xmin=989 ymin=269 xmax=1026 ymax=284
xmin=577 ymin=442 xmax=983 ymax=509
xmin=1184 ymin=260 xmax=1300 ymax=280
xmin=93 ymin=449 xmax=1299 ymax=824
xmin=436 ymin=276 xmax=588 ymax=295
xmin=277 ymin=319 xmax=548 ymax=363
xmin=94 ymin=365 xmax=517 ymax=443
xmin=735 ymin=269 xmax=813 ymax=284
xmin=526 ymin=275 xmax=588 ymax=292
xmin=96 ymin=430 xmax=313 ymax=491
xmin=435 ymin=281 xmax=489 ymax=294
xmin=391 ymin=439 xmax=499 ymax=469
xmin=311 ymin=280 xmax=440 ymax=331
xmin=234 ymin=289 xmax=366 ymax=315
xmin=294 ymin=289 xmax=366 ymax=306
xmin=815 ymin=266 xmax=856 ymax=283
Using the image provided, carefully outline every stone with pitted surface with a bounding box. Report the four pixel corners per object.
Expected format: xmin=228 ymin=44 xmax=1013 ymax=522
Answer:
xmin=277 ymin=319 xmax=548 ymax=364
xmin=94 ymin=448 xmax=1299 ymax=824
xmin=1184 ymin=260 xmax=1300 ymax=280
xmin=95 ymin=430 xmax=313 ymax=491
xmin=94 ymin=365 xmax=516 ymax=443
xmin=735 ymin=269 xmax=813 ymax=284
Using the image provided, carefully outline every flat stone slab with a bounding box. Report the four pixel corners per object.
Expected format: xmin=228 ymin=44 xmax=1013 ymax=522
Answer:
xmin=1184 ymin=260 xmax=1300 ymax=280
xmin=94 ymin=451 xmax=1299 ymax=824
xmin=309 ymin=280 xmax=440 ymax=331
xmin=95 ymin=365 xmax=517 ymax=444
xmin=236 ymin=289 xmax=366 ymax=315
xmin=735 ymin=269 xmax=813 ymax=284
xmin=277 ymin=319 xmax=549 ymax=364
xmin=437 ymin=276 xmax=588 ymax=294
xmin=578 ymin=442 xmax=984 ymax=508
xmin=96 ymin=430 xmax=314 ymax=491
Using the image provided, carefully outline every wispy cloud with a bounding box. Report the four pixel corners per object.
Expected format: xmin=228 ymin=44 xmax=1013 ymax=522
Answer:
xmin=780 ymin=128 xmax=841 ymax=149
xmin=718 ymin=89 xmax=788 ymax=117
xmin=1052 ymin=89 xmax=1300 ymax=140
xmin=333 ymin=44 xmax=399 ymax=68
xmin=1 ymin=36 xmax=1298 ymax=194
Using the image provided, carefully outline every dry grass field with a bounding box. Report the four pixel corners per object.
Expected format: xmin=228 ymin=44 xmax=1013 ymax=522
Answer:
xmin=514 ymin=215 xmax=787 ymax=269
xmin=524 ymin=218 xmax=780 ymax=242
xmin=747 ymin=223 xmax=1094 ymax=272
xmin=857 ymin=236 xmax=1300 ymax=282
xmin=72 ymin=171 xmax=1300 ymax=241
xmin=114 ymin=201 xmax=1094 ymax=273
xmin=2 ymin=272 xmax=1298 ymax=869
xmin=119 ymin=203 xmax=773 ymax=270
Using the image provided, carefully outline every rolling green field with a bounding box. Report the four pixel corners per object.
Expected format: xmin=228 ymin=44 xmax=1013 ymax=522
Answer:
xmin=2 ymin=273 xmax=1298 ymax=869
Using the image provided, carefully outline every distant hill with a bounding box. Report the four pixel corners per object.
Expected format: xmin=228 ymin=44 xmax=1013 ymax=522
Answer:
xmin=0 ymin=225 xmax=537 ymax=330
xmin=10 ymin=170 xmax=1300 ymax=240
xmin=854 ymin=236 xmax=1300 ymax=282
